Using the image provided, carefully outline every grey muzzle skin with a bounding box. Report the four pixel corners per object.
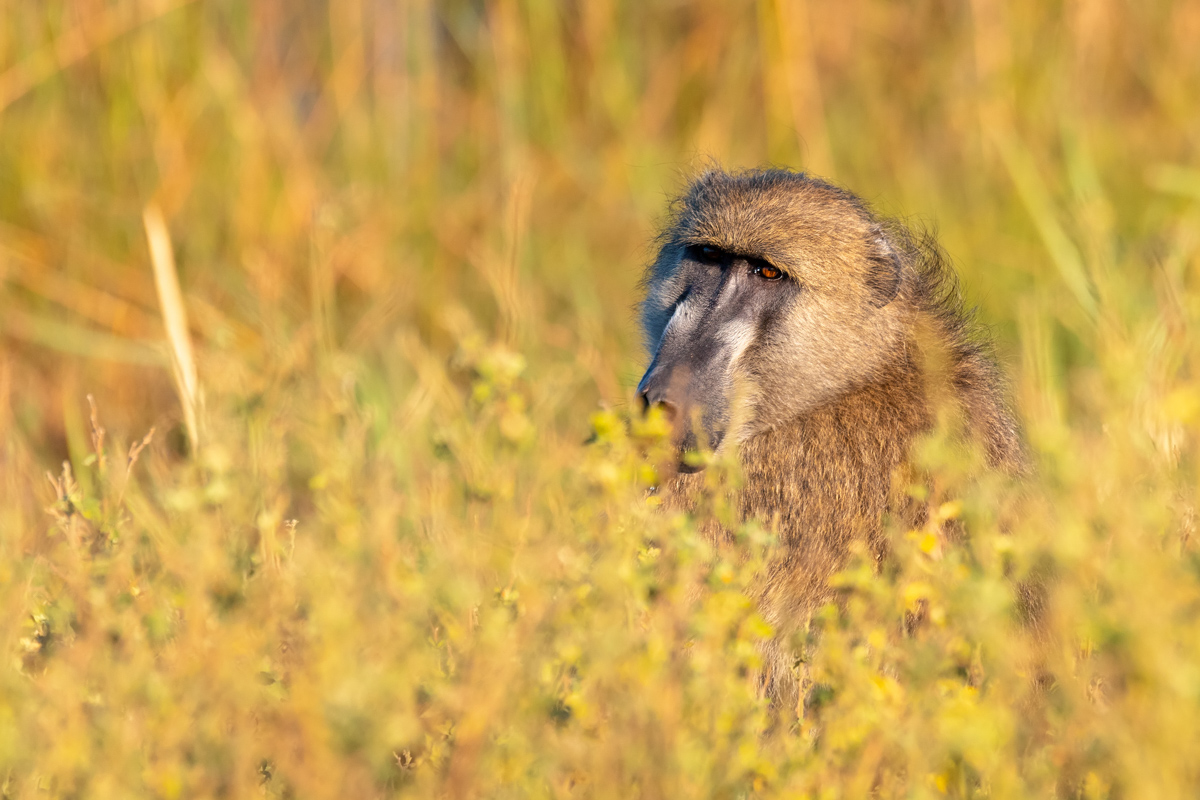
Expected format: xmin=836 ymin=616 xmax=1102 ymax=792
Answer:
xmin=637 ymin=243 xmax=802 ymax=472
xmin=637 ymin=373 xmax=716 ymax=473
xmin=636 ymin=359 xmax=723 ymax=474
xmin=636 ymin=287 xmax=749 ymax=470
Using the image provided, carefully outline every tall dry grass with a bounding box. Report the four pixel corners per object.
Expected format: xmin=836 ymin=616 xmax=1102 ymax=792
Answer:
xmin=1 ymin=1 xmax=1199 ymax=797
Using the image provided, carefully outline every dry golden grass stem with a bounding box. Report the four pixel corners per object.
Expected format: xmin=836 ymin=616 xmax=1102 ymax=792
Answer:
xmin=118 ymin=427 xmax=156 ymax=508
xmin=143 ymin=202 xmax=200 ymax=453
xmin=86 ymin=394 xmax=108 ymax=477
xmin=44 ymin=460 xmax=83 ymax=550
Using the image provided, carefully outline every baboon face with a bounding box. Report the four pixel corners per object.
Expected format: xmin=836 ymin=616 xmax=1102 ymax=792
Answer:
xmin=638 ymin=170 xmax=909 ymax=465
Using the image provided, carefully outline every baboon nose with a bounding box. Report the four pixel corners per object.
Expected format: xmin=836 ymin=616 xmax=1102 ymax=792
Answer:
xmin=637 ymin=379 xmax=680 ymax=421
xmin=637 ymin=365 xmax=683 ymax=423
xmin=639 ymin=394 xmax=680 ymax=423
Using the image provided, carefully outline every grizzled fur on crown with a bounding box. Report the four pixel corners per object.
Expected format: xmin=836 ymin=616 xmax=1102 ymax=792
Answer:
xmin=643 ymin=170 xmax=899 ymax=329
xmin=637 ymin=167 xmax=1025 ymax=714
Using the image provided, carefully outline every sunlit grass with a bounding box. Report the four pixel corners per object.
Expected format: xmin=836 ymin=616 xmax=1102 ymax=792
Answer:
xmin=1 ymin=2 xmax=1199 ymax=797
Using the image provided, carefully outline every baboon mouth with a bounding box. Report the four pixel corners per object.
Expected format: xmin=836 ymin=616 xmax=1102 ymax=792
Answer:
xmin=672 ymin=427 xmax=721 ymax=473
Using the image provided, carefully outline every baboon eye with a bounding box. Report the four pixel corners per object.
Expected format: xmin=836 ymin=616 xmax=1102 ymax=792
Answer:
xmin=689 ymin=244 xmax=725 ymax=265
xmin=754 ymin=263 xmax=784 ymax=281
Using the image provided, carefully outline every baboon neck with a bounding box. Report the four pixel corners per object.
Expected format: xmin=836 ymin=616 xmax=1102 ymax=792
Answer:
xmin=736 ymin=359 xmax=931 ymax=547
xmin=752 ymin=353 xmax=929 ymax=458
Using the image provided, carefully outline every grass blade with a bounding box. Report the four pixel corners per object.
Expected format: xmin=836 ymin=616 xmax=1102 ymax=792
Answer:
xmin=143 ymin=203 xmax=200 ymax=452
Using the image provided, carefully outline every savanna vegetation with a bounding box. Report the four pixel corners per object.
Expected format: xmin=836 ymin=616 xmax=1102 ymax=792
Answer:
xmin=2 ymin=1 xmax=1199 ymax=797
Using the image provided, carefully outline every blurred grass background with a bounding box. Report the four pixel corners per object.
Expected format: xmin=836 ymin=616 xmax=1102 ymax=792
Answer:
xmin=1 ymin=1 xmax=1199 ymax=797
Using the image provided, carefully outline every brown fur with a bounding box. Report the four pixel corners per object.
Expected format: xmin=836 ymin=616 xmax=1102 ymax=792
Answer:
xmin=640 ymin=168 xmax=1024 ymax=714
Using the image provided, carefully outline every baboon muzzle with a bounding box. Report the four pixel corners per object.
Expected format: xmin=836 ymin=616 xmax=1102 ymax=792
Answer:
xmin=636 ymin=357 xmax=728 ymax=471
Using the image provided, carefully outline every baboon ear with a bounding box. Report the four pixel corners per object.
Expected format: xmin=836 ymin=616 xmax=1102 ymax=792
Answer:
xmin=865 ymin=226 xmax=901 ymax=308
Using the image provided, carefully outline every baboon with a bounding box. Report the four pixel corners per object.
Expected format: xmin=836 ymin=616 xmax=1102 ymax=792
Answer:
xmin=637 ymin=168 xmax=1024 ymax=714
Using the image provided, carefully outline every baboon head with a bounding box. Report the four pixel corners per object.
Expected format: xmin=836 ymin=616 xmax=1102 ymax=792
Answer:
xmin=638 ymin=169 xmax=911 ymax=466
